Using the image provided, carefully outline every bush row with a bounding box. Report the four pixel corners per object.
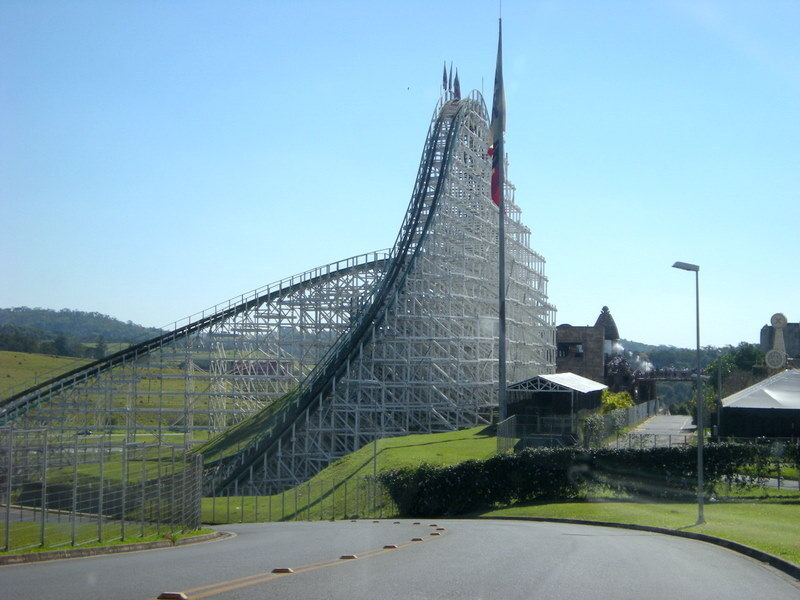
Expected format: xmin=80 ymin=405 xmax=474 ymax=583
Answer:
xmin=379 ymin=442 xmax=800 ymax=517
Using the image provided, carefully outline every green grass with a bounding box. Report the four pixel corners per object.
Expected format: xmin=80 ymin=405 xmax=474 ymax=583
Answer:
xmin=202 ymin=426 xmax=498 ymax=523
xmin=0 ymin=521 xmax=214 ymax=556
xmin=316 ymin=425 xmax=498 ymax=479
xmin=0 ymin=351 xmax=90 ymax=397
xmin=479 ymin=497 xmax=800 ymax=566
xmin=200 ymin=426 xmax=800 ymax=569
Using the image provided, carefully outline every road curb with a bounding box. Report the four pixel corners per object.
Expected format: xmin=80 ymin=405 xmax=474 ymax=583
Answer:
xmin=482 ymin=516 xmax=800 ymax=581
xmin=0 ymin=531 xmax=230 ymax=566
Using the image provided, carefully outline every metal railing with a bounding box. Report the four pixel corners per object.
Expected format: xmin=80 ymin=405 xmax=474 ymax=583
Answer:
xmin=0 ymin=427 xmax=202 ymax=554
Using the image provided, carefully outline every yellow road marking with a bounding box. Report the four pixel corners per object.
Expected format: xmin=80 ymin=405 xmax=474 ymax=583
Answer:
xmin=149 ymin=529 xmax=446 ymax=600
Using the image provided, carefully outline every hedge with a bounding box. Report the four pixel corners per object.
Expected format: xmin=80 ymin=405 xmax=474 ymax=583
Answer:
xmin=379 ymin=442 xmax=799 ymax=517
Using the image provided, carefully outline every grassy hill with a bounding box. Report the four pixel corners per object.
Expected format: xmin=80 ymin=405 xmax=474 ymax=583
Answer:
xmin=202 ymin=426 xmax=498 ymax=522
xmin=0 ymin=350 xmax=90 ymax=398
xmin=0 ymin=307 xmax=162 ymax=342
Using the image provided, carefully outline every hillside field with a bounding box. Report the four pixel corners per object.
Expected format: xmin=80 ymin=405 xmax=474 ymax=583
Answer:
xmin=0 ymin=350 xmax=89 ymax=398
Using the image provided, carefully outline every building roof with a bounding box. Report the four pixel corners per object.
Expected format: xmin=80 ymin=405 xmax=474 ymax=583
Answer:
xmin=594 ymin=306 xmax=619 ymax=341
xmin=722 ymin=369 xmax=800 ymax=410
xmin=509 ymin=372 xmax=607 ymax=394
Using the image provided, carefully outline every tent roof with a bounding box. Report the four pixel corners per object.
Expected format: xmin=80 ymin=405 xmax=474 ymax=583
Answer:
xmin=509 ymin=372 xmax=607 ymax=394
xmin=722 ymin=369 xmax=800 ymax=410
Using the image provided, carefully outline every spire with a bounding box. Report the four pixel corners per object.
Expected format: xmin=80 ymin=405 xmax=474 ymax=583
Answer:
xmin=448 ymin=61 xmax=453 ymax=96
xmin=443 ymin=61 xmax=448 ymax=92
xmin=454 ymin=68 xmax=461 ymax=100
xmin=595 ymin=306 xmax=620 ymax=341
xmin=493 ymin=17 xmax=508 ymax=422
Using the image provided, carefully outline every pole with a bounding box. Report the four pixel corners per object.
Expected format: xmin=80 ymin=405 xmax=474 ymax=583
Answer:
xmin=492 ymin=19 xmax=507 ymax=421
xmin=717 ymin=354 xmax=722 ymax=440
xmin=673 ymin=261 xmax=704 ymax=525
xmin=694 ymin=269 xmax=705 ymax=525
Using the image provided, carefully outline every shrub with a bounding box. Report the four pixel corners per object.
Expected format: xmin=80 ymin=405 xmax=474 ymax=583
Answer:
xmin=379 ymin=442 xmax=799 ymax=517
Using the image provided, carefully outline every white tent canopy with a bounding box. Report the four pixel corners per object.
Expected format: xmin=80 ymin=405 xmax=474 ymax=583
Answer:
xmin=722 ymin=369 xmax=800 ymax=410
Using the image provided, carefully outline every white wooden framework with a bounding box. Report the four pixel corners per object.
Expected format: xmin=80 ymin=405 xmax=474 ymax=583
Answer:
xmin=0 ymin=252 xmax=389 ymax=444
xmin=2 ymin=91 xmax=556 ymax=493
xmin=208 ymin=93 xmax=556 ymax=492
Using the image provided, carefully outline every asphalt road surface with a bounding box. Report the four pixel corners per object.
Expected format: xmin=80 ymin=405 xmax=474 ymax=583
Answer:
xmin=616 ymin=415 xmax=696 ymax=448
xmin=1 ymin=519 xmax=798 ymax=600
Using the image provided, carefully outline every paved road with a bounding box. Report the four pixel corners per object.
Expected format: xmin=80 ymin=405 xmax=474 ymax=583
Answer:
xmin=615 ymin=415 xmax=695 ymax=448
xmin=1 ymin=519 xmax=798 ymax=600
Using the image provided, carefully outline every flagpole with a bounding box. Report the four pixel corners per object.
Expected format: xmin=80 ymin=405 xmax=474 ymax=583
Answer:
xmin=492 ymin=19 xmax=508 ymax=422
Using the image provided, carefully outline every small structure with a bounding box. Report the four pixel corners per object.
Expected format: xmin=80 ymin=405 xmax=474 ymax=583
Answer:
xmin=556 ymin=306 xmax=621 ymax=381
xmin=720 ymin=369 xmax=800 ymax=438
xmin=760 ymin=313 xmax=798 ymax=370
xmin=507 ymin=373 xmax=607 ymax=443
xmin=556 ymin=324 xmax=605 ymax=381
xmin=760 ymin=313 xmax=799 ymax=363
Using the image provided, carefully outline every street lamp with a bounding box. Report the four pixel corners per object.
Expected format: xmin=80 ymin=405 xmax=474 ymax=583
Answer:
xmin=672 ymin=261 xmax=705 ymax=525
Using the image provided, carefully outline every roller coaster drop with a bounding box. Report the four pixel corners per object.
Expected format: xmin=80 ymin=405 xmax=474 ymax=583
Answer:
xmin=2 ymin=88 xmax=556 ymax=493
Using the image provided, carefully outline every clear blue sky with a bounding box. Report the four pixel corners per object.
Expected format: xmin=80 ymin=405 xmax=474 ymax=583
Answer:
xmin=2 ymin=1 xmax=798 ymax=349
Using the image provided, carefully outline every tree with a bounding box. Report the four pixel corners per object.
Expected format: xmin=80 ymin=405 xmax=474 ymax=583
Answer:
xmin=53 ymin=333 xmax=69 ymax=356
xmin=93 ymin=335 xmax=107 ymax=359
xmin=599 ymin=390 xmax=634 ymax=414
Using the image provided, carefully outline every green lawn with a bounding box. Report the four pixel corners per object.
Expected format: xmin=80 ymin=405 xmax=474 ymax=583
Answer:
xmin=202 ymin=426 xmax=498 ymax=523
xmin=480 ymin=497 xmax=800 ymax=566
xmin=199 ymin=425 xmax=800 ymax=569
xmin=0 ymin=522 xmax=214 ymax=556
xmin=0 ymin=351 xmax=90 ymax=397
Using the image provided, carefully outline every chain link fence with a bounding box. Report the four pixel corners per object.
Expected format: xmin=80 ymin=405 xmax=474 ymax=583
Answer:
xmin=204 ymin=477 xmax=397 ymax=524
xmin=0 ymin=427 xmax=202 ymax=553
xmin=499 ymin=399 xmax=663 ymax=452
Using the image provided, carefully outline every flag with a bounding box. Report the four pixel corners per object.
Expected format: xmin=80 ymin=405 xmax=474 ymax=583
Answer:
xmin=443 ymin=61 xmax=448 ymax=91
xmin=490 ymin=20 xmax=505 ymax=208
xmin=454 ymin=69 xmax=461 ymax=100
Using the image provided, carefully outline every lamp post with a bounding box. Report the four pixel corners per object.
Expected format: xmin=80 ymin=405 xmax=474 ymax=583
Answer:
xmin=672 ymin=261 xmax=705 ymax=525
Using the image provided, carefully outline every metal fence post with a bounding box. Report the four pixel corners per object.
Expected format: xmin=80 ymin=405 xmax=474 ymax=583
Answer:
xmin=169 ymin=446 xmax=176 ymax=533
xmin=5 ymin=429 xmax=14 ymax=551
xmin=156 ymin=447 xmax=162 ymax=535
xmin=180 ymin=452 xmax=187 ymax=532
xmin=71 ymin=436 xmax=78 ymax=547
xmin=121 ymin=444 xmax=127 ymax=542
xmin=98 ymin=436 xmax=105 ymax=543
xmin=40 ymin=431 xmax=48 ymax=548
xmin=140 ymin=447 xmax=146 ymax=537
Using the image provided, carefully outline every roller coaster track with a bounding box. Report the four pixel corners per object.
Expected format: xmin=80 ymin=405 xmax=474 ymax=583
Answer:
xmin=203 ymin=98 xmax=472 ymax=493
xmin=0 ymin=252 xmax=389 ymax=425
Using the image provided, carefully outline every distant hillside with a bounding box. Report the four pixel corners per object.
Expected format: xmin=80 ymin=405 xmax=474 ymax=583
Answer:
xmin=0 ymin=307 xmax=162 ymax=358
xmin=620 ymin=339 xmax=722 ymax=370
xmin=0 ymin=307 xmax=161 ymax=341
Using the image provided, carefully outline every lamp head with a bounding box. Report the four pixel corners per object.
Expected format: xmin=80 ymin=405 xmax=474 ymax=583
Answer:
xmin=672 ymin=261 xmax=699 ymax=272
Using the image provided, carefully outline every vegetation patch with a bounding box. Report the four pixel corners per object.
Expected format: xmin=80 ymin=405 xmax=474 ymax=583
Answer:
xmin=480 ymin=500 xmax=800 ymax=567
xmin=379 ymin=443 xmax=800 ymax=517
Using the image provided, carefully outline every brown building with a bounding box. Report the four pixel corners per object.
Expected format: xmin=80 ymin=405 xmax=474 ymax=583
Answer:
xmin=556 ymin=306 xmax=620 ymax=382
xmin=556 ymin=324 xmax=605 ymax=381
